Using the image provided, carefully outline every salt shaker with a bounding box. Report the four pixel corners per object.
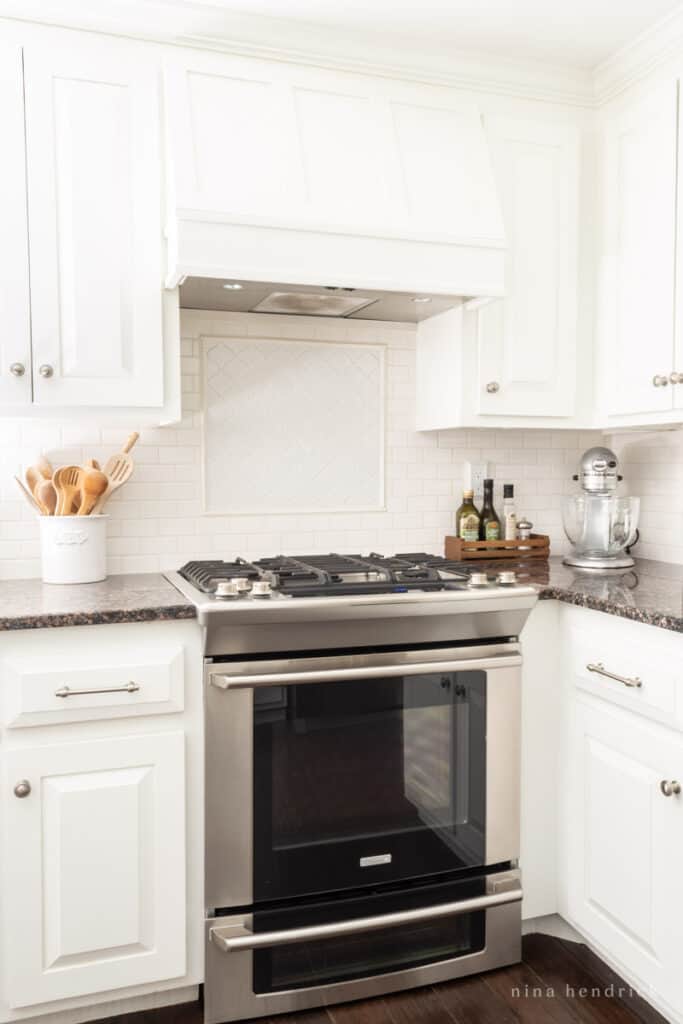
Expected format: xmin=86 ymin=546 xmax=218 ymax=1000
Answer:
xmin=517 ymin=516 xmax=533 ymax=550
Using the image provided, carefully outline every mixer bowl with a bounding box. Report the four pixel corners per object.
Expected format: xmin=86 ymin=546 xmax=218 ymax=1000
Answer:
xmin=562 ymin=495 xmax=640 ymax=560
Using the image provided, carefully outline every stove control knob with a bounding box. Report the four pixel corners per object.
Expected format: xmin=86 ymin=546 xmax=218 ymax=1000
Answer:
xmin=496 ymin=571 xmax=517 ymax=586
xmin=215 ymin=580 xmax=241 ymax=599
xmin=231 ymin=577 xmax=252 ymax=593
xmin=251 ymin=580 xmax=273 ymax=599
xmin=468 ymin=572 xmax=490 ymax=588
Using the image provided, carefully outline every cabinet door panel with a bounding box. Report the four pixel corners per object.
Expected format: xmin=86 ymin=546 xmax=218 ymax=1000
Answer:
xmin=0 ymin=42 xmax=31 ymax=408
xmin=567 ymin=699 xmax=683 ymax=1002
xmin=603 ymin=82 xmax=676 ymax=417
xmin=3 ymin=732 xmax=185 ymax=1007
xmin=24 ymin=40 xmax=163 ymax=407
xmin=477 ymin=117 xmax=579 ymax=417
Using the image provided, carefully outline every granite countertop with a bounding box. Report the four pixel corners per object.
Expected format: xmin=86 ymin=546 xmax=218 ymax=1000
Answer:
xmin=1 ymin=559 xmax=682 ymax=634
xmin=472 ymin=556 xmax=683 ymax=633
xmin=0 ymin=573 xmax=196 ymax=631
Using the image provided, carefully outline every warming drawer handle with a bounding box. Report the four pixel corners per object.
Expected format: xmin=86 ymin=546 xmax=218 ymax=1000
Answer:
xmin=210 ymin=654 xmax=521 ymax=690
xmin=209 ymin=886 xmax=523 ymax=953
xmin=586 ymin=662 xmax=642 ymax=689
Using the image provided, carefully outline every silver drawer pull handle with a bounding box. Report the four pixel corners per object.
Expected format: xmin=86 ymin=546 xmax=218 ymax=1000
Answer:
xmin=660 ymin=780 xmax=681 ymax=797
xmin=586 ymin=662 xmax=642 ymax=689
xmin=210 ymin=886 xmax=523 ymax=953
xmin=55 ymin=681 xmax=140 ymax=698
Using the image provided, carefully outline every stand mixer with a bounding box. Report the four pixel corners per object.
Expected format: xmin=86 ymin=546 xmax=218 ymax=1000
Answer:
xmin=562 ymin=446 xmax=640 ymax=570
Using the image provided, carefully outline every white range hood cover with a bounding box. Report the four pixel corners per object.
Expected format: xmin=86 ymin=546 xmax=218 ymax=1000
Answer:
xmin=165 ymin=52 xmax=506 ymax=298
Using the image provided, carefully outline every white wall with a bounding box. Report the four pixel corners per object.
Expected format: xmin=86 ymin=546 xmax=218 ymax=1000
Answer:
xmin=610 ymin=429 xmax=683 ymax=564
xmin=0 ymin=311 xmax=602 ymax=580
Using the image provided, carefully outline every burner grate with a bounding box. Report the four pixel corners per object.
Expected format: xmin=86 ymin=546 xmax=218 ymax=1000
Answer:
xmin=178 ymin=552 xmax=472 ymax=596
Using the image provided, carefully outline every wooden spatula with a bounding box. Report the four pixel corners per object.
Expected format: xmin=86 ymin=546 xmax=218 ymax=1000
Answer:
xmin=35 ymin=478 xmax=57 ymax=516
xmin=77 ymin=467 xmax=109 ymax=515
xmin=36 ymin=455 xmax=53 ymax=479
xmin=94 ymin=432 xmax=139 ymax=512
xmin=14 ymin=475 xmax=41 ymax=512
xmin=53 ymin=466 xmax=83 ymax=516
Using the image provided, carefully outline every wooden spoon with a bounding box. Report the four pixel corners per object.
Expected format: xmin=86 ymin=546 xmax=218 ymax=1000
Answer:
xmin=35 ymin=478 xmax=57 ymax=516
xmin=14 ymin=475 xmax=41 ymax=512
xmin=94 ymin=432 xmax=139 ymax=512
xmin=77 ymin=468 xmax=109 ymax=515
xmin=53 ymin=466 xmax=83 ymax=516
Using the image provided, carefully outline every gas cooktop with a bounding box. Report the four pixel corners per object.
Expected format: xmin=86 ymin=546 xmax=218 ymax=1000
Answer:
xmin=174 ymin=552 xmax=521 ymax=599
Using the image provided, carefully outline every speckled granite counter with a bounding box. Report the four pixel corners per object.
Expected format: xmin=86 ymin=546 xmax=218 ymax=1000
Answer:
xmin=469 ymin=557 xmax=683 ymax=633
xmin=0 ymin=573 xmax=196 ymax=631
xmin=1 ymin=561 xmax=682 ymax=634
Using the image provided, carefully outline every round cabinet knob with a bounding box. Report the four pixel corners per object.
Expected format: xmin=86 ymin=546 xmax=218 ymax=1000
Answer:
xmin=660 ymin=780 xmax=681 ymax=797
xmin=38 ymin=364 xmax=54 ymax=379
xmin=486 ymin=381 xmax=500 ymax=394
xmin=653 ymin=375 xmax=669 ymax=387
xmin=9 ymin=362 xmax=25 ymax=378
xmin=13 ymin=780 xmax=31 ymax=799
xmin=670 ymin=372 xmax=683 ymax=384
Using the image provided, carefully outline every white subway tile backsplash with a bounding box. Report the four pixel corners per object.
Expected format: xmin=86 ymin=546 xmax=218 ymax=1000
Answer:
xmin=0 ymin=310 xmax=609 ymax=578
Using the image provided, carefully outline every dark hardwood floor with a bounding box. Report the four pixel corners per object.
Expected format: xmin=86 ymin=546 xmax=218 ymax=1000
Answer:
xmin=94 ymin=935 xmax=669 ymax=1024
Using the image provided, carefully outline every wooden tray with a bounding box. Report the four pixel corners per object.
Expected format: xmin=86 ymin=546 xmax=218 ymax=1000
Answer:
xmin=445 ymin=533 xmax=550 ymax=560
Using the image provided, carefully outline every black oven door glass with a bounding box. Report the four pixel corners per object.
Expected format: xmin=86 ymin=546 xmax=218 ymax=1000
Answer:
xmin=253 ymin=669 xmax=486 ymax=902
xmin=252 ymin=874 xmax=486 ymax=994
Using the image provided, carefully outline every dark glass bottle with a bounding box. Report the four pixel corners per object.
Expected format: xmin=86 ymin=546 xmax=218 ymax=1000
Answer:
xmin=480 ymin=479 xmax=501 ymax=540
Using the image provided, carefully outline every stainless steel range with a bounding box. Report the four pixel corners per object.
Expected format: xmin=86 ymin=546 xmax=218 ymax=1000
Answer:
xmin=166 ymin=553 xmax=537 ymax=1024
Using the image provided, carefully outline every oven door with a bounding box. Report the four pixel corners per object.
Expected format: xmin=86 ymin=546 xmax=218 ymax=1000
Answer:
xmin=205 ymin=642 xmax=521 ymax=910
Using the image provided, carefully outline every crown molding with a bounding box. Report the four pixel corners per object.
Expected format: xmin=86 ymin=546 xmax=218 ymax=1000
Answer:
xmin=594 ymin=3 xmax=683 ymax=105
xmin=0 ymin=0 xmax=595 ymax=108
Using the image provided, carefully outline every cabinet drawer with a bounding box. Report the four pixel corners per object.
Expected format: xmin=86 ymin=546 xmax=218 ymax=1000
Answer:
xmin=566 ymin=618 xmax=679 ymax=726
xmin=1 ymin=647 xmax=184 ymax=727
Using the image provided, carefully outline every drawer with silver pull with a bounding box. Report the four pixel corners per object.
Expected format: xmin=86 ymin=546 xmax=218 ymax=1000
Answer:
xmin=565 ymin=616 xmax=680 ymax=727
xmin=0 ymin=647 xmax=185 ymax=728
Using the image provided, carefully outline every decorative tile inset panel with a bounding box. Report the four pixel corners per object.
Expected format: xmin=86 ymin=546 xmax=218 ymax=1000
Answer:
xmin=203 ymin=336 xmax=385 ymax=513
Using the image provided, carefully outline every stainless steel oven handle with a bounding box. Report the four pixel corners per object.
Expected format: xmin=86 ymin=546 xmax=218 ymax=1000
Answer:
xmin=211 ymin=654 xmax=521 ymax=690
xmin=209 ymin=886 xmax=523 ymax=953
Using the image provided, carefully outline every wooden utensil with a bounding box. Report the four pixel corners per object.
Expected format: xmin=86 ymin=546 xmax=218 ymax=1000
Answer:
xmin=35 ymin=478 xmax=57 ymax=516
xmin=25 ymin=465 xmax=43 ymax=499
xmin=53 ymin=466 xmax=83 ymax=516
xmin=77 ymin=468 xmax=108 ymax=515
xmin=14 ymin=475 xmax=41 ymax=512
xmin=83 ymin=458 xmax=101 ymax=470
xmin=36 ymin=455 xmax=53 ymax=479
xmin=94 ymin=431 xmax=139 ymax=512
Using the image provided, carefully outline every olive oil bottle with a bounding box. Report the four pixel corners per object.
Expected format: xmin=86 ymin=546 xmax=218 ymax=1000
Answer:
xmin=480 ymin=478 xmax=501 ymax=540
xmin=456 ymin=489 xmax=481 ymax=541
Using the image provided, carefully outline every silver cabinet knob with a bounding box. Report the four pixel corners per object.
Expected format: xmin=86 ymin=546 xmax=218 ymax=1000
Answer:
xmin=9 ymin=362 xmax=25 ymax=377
xmin=660 ymin=780 xmax=681 ymax=797
xmin=653 ymin=375 xmax=669 ymax=387
xmin=38 ymin=364 xmax=54 ymax=379
xmin=486 ymin=381 xmax=500 ymax=394
xmin=670 ymin=372 xmax=683 ymax=384
xmin=13 ymin=780 xmax=31 ymax=798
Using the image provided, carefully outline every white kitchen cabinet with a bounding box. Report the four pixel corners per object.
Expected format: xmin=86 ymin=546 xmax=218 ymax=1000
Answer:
xmin=2 ymin=731 xmax=186 ymax=1008
xmin=564 ymin=695 xmax=683 ymax=1015
xmin=0 ymin=42 xmax=32 ymax=410
xmin=23 ymin=37 xmax=165 ymax=408
xmin=416 ymin=115 xmax=581 ymax=429
xmin=598 ymin=80 xmax=680 ymax=423
xmin=476 ymin=117 xmax=579 ymax=418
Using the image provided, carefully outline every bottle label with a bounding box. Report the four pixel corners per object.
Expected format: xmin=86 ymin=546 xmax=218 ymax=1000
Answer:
xmin=504 ymin=513 xmax=517 ymax=541
xmin=485 ymin=522 xmax=501 ymax=541
xmin=460 ymin=514 xmax=479 ymax=541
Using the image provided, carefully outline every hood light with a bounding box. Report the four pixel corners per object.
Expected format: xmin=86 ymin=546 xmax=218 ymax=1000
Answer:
xmin=222 ymin=282 xmax=243 ymax=291
xmin=412 ymin=296 xmax=432 ymax=304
